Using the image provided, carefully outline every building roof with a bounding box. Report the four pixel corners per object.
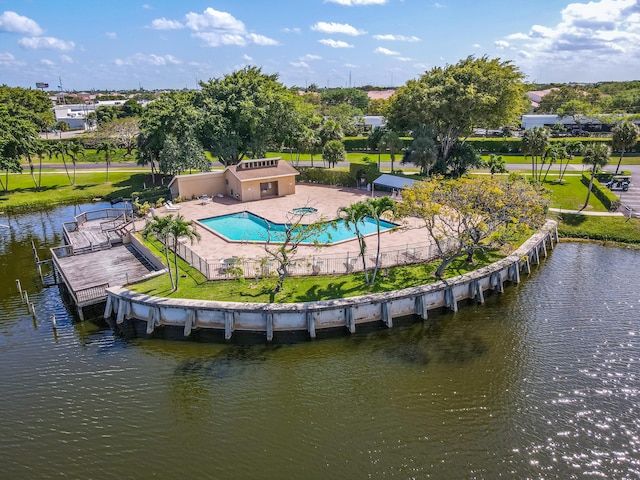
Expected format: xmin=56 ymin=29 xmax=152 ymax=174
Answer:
xmin=373 ymin=174 xmax=420 ymax=190
xmin=167 ymin=170 xmax=224 ymax=189
xmin=226 ymin=157 xmax=299 ymax=182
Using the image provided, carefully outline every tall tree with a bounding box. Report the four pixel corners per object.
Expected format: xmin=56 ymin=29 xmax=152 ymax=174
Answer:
xmin=521 ymin=126 xmax=549 ymax=183
xmin=166 ymin=214 xmax=201 ymax=291
xmin=143 ymin=215 xmax=176 ymax=289
xmin=53 ymin=141 xmax=72 ymax=184
xmin=398 ymin=176 xmax=547 ymax=278
xmin=387 ymin=56 xmax=527 ymax=169
xmin=541 ymin=143 xmax=566 ymax=183
xmin=338 ymin=202 xmax=372 ymax=283
xmin=379 ymin=131 xmax=404 ymax=173
xmin=364 ymin=197 xmax=395 ymax=284
xmin=367 ymin=126 xmax=385 ymax=170
xmin=612 ymin=120 xmax=638 ymax=175
xmin=581 ymin=142 xmax=611 ymax=210
xmin=67 ymin=142 xmax=85 ymax=185
xmin=322 ymin=139 xmax=345 ymax=168
xmin=197 ymin=66 xmax=301 ymax=165
xmin=402 ymin=125 xmax=437 ymax=176
xmin=96 ymin=141 xmax=117 ymax=183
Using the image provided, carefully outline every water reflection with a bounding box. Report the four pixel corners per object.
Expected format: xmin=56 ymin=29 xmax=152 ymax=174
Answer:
xmin=1 ymin=201 xmax=640 ymax=478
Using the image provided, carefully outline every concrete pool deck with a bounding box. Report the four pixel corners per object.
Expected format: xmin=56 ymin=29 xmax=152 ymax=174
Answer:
xmin=151 ymin=184 xmax=430 ymax=264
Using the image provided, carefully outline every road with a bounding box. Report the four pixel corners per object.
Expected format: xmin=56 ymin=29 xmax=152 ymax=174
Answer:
xmin=26 ymin=160 xmax=640 ymax=217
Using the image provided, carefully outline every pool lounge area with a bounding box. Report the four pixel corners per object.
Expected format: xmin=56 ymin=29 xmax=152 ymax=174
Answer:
xmin=198 ymin=211 xmax=398 ymax=244
xmin=152 ymin=184 xmax=433 ymax=278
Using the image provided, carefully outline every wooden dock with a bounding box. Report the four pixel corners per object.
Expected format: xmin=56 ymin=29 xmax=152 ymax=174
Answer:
xmin=50 ymin=208 xmax=161 ymax=319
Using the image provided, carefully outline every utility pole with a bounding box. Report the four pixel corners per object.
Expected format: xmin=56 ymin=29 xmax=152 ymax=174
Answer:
xmin=58 ymin=76 xmax=65 ymax=104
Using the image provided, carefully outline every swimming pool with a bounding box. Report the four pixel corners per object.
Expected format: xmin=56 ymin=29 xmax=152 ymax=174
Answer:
xmin=199 ymin=211 xmax=397 ymax=244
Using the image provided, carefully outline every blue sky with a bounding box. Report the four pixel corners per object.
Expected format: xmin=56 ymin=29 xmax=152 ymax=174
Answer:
xmin=1 ymin=0 xmax=640 ymax=91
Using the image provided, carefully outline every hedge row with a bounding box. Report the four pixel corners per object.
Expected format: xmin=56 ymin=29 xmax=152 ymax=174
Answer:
xmin=344 ymin=136 xmax=640 ymax=155
xmin=296 ymin=167 xmax=356 ymax=186
xmin=581 ymin=172 xmax=621 ymax=211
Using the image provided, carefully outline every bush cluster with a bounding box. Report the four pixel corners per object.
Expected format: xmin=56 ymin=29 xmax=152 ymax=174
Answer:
xmin=581 ymin=173 xmax=621 ymax=211
xmin=296 ymin=167 xmax=355 ymax=186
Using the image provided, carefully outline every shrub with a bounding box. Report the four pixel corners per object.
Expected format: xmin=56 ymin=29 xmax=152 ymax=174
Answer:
xmin=297 ymin=167 xmax=355 ymax=186
xmin=581 ymin=173 xmax=621 ymax=211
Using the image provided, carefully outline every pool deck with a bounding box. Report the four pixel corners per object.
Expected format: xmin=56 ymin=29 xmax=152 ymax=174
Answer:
xmin=152 ymin=184 xmax=430 ymax=263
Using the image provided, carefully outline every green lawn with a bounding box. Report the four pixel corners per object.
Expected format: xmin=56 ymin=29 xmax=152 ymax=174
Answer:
xmin=0 ymin=171 xmax=169 ymax=212
xmin=131 ymin=236 xmax=512 ymax=303
xmin=543 ymin=175 xmax=608 ymax=211
xmin=553 ymin=213 xmax=640 ymax=244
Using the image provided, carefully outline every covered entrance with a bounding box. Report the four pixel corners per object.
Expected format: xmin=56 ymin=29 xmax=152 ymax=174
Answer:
xmin=260 ymin=181 xmax=278 ymax=198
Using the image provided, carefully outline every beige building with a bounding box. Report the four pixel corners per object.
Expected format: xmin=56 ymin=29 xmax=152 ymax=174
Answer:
xmin=168 ymin=157 xmax=298 ymax=202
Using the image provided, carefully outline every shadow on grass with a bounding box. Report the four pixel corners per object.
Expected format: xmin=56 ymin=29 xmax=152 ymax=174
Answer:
xmin=558 ymin=212 xmax=588 ymax=226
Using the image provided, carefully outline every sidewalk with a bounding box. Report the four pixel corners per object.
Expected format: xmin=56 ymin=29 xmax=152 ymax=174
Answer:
xmin=549 ymin=207 xmax=625 ymax=217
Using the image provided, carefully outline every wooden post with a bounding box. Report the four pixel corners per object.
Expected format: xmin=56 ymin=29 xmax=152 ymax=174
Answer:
xmin=16 ymin=279 xmax=22 ymax=296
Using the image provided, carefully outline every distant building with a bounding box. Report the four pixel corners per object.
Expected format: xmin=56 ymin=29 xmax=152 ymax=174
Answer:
xmin=53 ymin=104 xmax=97 ymax=130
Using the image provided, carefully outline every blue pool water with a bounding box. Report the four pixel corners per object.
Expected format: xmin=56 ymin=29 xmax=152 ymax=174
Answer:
xmin=199 ymin=211 xmax=397 ymax=244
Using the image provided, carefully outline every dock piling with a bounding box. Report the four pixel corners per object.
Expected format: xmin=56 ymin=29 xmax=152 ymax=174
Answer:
xmin=16 ymin=279 xmax=22 ymax=296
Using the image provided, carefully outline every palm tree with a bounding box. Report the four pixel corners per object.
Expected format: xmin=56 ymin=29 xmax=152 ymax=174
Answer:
xmin=380 ymin=131 xmax=404 ymax=173
xmin=612 ymin=120 xmax=638 ymax=175
xmin=322 ymin=139 xmax=345 ymax=168
xmin=581 ymin=142 xmax=611 ymax=210
xmin=142 ymin=215 xmax=175 ymax=289
xmin=53 ymin=141 xmax=72 ymax=184
xmin=522 ymin=126 xmax=549 ymax=183
xmin=542 ymin=143 xmax=566 ymax=183
xmin=558 ymin=140 xmax=583 ymax=182
xmin=403 ymin=127 xmax=437 ymax=176
xmin=166 ymin=214 xmax=201 ymax=290
xmin=364 ymin=196 xmax=395 ymax=284
xmin=338 ymin=202 xmax=371 ymax=283
xmin=96 ymin=141 xmax=116 ymax=183
xmin=67 ymin=141 xmax=85 ymax=185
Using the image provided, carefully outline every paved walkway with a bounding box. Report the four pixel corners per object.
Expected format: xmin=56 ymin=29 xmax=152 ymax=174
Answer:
xmin=149 ymin=184 xmax=432 ymax=268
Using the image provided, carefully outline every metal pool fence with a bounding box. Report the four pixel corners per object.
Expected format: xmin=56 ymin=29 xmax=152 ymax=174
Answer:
xmin=171 ymin=236 xmax=456 ymax=281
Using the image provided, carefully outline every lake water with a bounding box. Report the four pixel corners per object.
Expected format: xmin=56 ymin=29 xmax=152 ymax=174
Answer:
xmin=1 ymin=204 xmax=639 ymax=479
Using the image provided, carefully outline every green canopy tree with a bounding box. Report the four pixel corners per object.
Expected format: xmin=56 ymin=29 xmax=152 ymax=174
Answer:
xmin=322 ymin=139 xmax=345 ymax=168
xmin=401 ymin=125 xmax=438 ymax=176
xmin=612 ymin=120 xmax=638 ymax=174
xmin=581 ymin=142 xmax=611 ymax=210
xmin=387 ymin=56 xmax=527 ymax=171
xmin=197 ymin=66 xmax=301 ymax=165
xmin=398 ymin=176 xmax=547 ymax=278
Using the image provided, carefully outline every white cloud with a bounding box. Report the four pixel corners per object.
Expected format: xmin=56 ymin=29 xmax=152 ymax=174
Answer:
xmin=472 ymin=43 xmax=481 ymax=48
xmin=318 ymin=38 xmax=354 ymax=48
xmin=325 ymin=0 xmax=387 ymax=5
xmin=247 ymin=33 xmax=279 ymax=46
xmin=150 ymin=18 xmax=184 ymax=30
xmin=311 ymin=21 xmax=366 ymax=36
xmin=18 ymin=37 xmax=75 ymax=51
xmin=142 ymin=4 xmax=152 ymax=9
xmin=494 ymin=40 xmax=510 ymax=49
xmin=243 ymin=54 xmax=253 ymax=61
xmin=282 ymin=27 xmax=301 ymax=34
xmin=115 ymin=53 xmax=182 ymax=67
xmin=60 ymin=54 xmax=73 ymax=63
xmin=106 ymin=32 xmax=118 ymax=39
xmin=301 ymin=54 xmax=322 ymax=60
xmin=185 ymin=7 xmax=245 ymax=33
xmin=373 ymin=34 xmax=420 ymax=42
xmin=40 ymin=58 xmax=54 ymax=66
xmin=0 ymin=11 xmax=44 ymax=35
xmin=193 ymin=32 xmax=246 ymax=46
xmin=500 ymin=0 xmax=640 ymax=81
xmin=433 ymin=2 xmax=444 ymax=7
xmin=344 ymin=63 xmax=358 ymax=68
xmin=397 ymin=56 xmax=412 ymax=62
xmin=290 ymin=61 xmax=310 ymax=68
xmin=0 ymin=51 xmax=25 ymax=66
xmin=374 ymin=47 xmax=399 ymax=55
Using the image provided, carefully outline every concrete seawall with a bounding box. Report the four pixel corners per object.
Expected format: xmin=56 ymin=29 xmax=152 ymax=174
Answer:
xmin=104 ymin=220 xmax=558 ymax=342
